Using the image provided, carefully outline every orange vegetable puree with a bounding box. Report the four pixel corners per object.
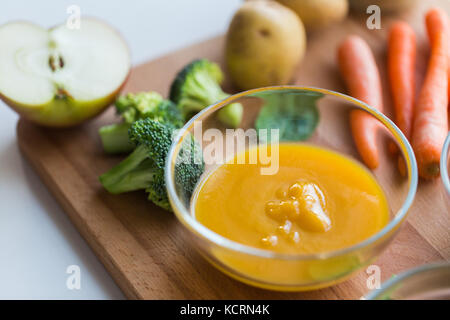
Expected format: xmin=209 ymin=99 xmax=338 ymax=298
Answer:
xmin=194 ymin=143 xmax=389 ymax=255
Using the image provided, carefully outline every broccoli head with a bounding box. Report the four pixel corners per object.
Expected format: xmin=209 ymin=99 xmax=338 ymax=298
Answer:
xmin=99 ymin=118 xmax=204 ymax=211
xmin=116 ymin=92 xmax=183 ymax=127
xmin=99 ymin=92 xmax=183 ymax=154
xmin=169 ymin=59 xmax=243 ymax=128
xmin=173 ymin=133 xmax=205 ymax=197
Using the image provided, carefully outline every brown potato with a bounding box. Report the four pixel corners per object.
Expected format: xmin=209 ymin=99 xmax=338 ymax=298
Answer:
xmin=349 ymin=0 xmax=418 ymax=13
xmin=226 ymin=0 xmax=306 ymax=90
xmin=276 ymin=0 xmax=348 ymax=30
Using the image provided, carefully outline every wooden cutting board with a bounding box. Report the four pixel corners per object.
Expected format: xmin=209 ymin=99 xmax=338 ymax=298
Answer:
xmin=16 ymin=1 xmax=449 ymax=299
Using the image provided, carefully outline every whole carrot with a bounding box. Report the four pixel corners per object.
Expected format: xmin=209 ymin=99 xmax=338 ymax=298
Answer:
xmin=425 ymin=8 xmax=450 ymax=102
xmin=338 ymin=35 xmax=383 ymax=169
xmin=388 ymin=21 xmax=416 ymax=145
xmin=412 ymin=31 xmax=448 ymax=179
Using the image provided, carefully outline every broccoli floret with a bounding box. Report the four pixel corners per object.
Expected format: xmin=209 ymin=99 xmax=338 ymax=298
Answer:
xmin=169 ymin=59 xmax=243 ymax=127
xmin=99 ymin=92 xmax=183 ymax=154
xmin=99 ymin=118 xmax=204 ymax=211
xmin=116 ymin=91 xmax=165 ymax=124
xmin=174 ymin=133 xmax=205 ymax=197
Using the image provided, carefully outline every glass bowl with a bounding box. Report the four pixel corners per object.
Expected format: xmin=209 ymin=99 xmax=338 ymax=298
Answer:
xmin=441 ymin=132 xmax=450 ymax=196
xmin=366 ymin=262 xmax=450 ymax=300
xmin=165 ymin=86 xmax=418 ymax=291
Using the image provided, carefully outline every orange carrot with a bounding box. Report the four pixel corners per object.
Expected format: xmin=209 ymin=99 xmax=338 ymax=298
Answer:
xmin=412 ymin=30 xmax=448 ymax=179
xmin=388 ymin=21 xmax=416 ymax=145
xmin=338 ymin=35 xmax=383 ymax=169
xmin=425 ymin=8 xmax=450 ymax=103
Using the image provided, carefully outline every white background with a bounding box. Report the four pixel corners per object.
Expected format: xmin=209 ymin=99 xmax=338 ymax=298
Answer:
xmin=0 ymin=0 xmax=241 ymax=299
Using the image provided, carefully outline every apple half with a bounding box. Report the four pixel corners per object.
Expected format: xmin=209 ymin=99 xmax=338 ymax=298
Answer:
xmin=0 ymin=18 xmax=131 ymax=127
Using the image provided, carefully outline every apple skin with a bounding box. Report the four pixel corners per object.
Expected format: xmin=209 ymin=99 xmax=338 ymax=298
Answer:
xmin=0 ymin=75 xmax=128 ymax=127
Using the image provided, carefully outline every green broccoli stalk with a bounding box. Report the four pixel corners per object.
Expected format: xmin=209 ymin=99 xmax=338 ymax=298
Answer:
xmin=169 ymin=59 xmax=243 ymax=128
xmin=98 ymin=122 xmax=134 ymax=154
xmin=99 ymin=118 xmax=204 ymax=211
xmin=99 ymin=92 xmax=183 ymax=154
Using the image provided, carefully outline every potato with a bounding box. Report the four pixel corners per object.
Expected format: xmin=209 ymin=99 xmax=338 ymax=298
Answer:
xmin=348 ymin=0 xmax=417 ymax=13
xmin=276 ymin=0 xmax=349 ymax=30
xmin=226 ymin=0 xmax=306 ymax=90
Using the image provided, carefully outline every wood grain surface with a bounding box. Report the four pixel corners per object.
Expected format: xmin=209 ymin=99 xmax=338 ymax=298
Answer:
xmin=16 ymin=0 xmax=449 ymax=299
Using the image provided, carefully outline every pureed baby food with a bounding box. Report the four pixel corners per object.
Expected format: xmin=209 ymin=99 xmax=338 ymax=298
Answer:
xmin=192 ymin=143 xmax=389 ymax=288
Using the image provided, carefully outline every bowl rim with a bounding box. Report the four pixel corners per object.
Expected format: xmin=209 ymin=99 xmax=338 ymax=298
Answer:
xmin=165 ymin=86 xmax=418 ymax=261
xmin=365 ymin=262 xmax=450 ymax=299
xmin=440 ymin=132 xmax=450 ymax=195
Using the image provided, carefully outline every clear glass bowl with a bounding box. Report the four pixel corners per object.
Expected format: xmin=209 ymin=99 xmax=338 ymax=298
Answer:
xmin=441 ymin=132 xmax=450 ymax=196
xmin=366 ymin=262 xmax=450 ymax=300
xmin=165 ymin=86 xmax=418 ymax=291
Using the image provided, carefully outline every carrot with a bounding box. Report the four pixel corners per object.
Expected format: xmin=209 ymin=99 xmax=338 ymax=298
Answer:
xmin=338 ymin=35 xmax=383 ymax=169
xmin=412 ymin=30 xmax=448 ymax=179
xmin=425 ymin=8 xmax=450 ymax=103
xmin=388 ymin=21 xmax=416 ymax=147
